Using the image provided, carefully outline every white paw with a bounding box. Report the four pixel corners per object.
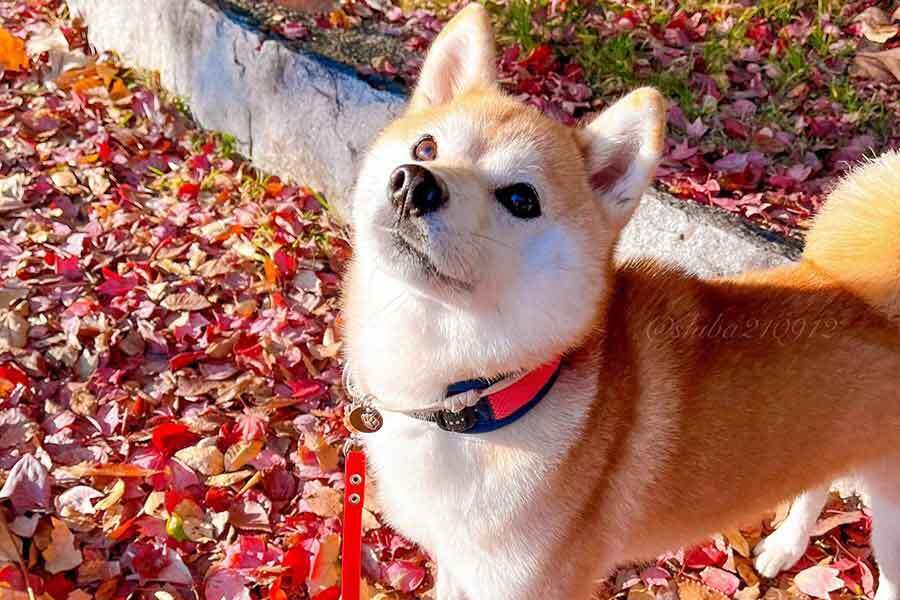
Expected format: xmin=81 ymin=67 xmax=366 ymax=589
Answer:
xmin=753 ymin=527 xmax=810 ymax=578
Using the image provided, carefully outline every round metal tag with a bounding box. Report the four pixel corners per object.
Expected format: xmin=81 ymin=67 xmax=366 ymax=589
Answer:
xmin=348 ymin=405 xmax=383 ymax=433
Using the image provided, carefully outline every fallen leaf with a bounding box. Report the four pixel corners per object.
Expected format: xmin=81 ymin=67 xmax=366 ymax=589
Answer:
xmin=701 ymin=567 xmax=740 ymax=596
xmin=63 ymin=463 xmax=159 ymax=478
xmin=304 ymin=486 xmax=342 ymax=518
xmin=677 ymin=578 xmax=729 ymax=600
xmin=174 ymin=445 xmax=225 ymax=476
xmin=224 ymin=440 xmax=263 ymax=472
xmin=94 ymin=479 xmax=126 ymax=511
xmin=794 ymin=565 xmax=844 ymax=600
xmin=161 ymin=292 xmax=212 ymax=311
xmin=852 ymin=48 xmax=900 ymax=82
xmin=724 ymin=529 xmax=751 ymax=558
xmin=43 ymin=518 xmax=83 ymax=573
xmin=207 ymin=470 xmax=254 ymax=488
xmin=0 ymin=28 xmax=28 ymax=71
xmin=0 ymin=454 xmax=52 ymax=512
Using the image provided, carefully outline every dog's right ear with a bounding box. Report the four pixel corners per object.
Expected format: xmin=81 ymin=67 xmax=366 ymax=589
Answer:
xmin=408 ymin=4 xmax=497 ymax=113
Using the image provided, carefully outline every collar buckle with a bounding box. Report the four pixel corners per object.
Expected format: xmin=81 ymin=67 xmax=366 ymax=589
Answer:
xmin=435 ymin=405 xmax=479 ymax=433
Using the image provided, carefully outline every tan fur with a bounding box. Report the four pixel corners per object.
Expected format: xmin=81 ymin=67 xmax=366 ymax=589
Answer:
xmin=343 ymin=5 xmax=900 ymax=599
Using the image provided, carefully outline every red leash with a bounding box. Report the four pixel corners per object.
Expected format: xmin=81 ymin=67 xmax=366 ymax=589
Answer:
xmin=341 ymin=445 xmax=367 ymax=600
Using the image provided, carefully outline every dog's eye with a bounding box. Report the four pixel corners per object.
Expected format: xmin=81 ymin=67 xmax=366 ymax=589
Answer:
xmin=495 ymin=183 xmax=541 ymax=219
xmin=413 ymin=135 xmax=437 ymax=161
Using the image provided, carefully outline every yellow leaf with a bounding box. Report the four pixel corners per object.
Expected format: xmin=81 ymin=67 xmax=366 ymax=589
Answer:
xmin=174 ymin=445 xmax=225 ymax=476
xmin=63 ymin=463 xmax=158 ymax=478
xmin=224 ymin=440 xmax=263 ymax=472
xmin=724 ymin=529 xmax=751 ymax=558
xmin=93 ymin=479 xmax=125 ymax=511
xmin=206 ymin=469 xmax=253 ymax=488
xmin=0 ymin=28 xmax=28 ymax=72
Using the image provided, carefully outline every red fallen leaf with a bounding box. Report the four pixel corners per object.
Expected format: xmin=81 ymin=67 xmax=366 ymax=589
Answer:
xmin=269 ymin=576 xmax=287 ymax=600
xmin=0 ymin=565 xmax=43 ymax=595
xmin=274 ymin=249 xmax=297 ymax=278
xmin=287 ymin=379 xmax=325 ymax=400
xmin=127 ymin=540 xmax=171 ymax=580
xmin=283 ymin=546 xmax=311 ymax=586
xmin=55 ymin=256 xmax=81 ymax=280
xmin=311 ymin=587 xmax=340 ymax=600
xmin=151 ymin=422 xmax=199 ymax=457
xmin=96 ymin=267 xmax=139 ymax=296
xmin=722 ymin=118 xmax=749 ymax=140
xmin=98 ymin=140 xmax=112 ymax=162
xmin=700 ymin=567 xmax=740 ymax=596
xmin=164 ymin=489 xmax=197 ymax=513
xmin=218 ymin=423 xmax=243 ymax=450
xmin=45 ymin=572 xmax=74 ymax=600
xmin=520 ymin=44 xmax=554 ymax=74
xmin=386 ymin=560 xmax=427 ymax=593
xmin=205 ymin=487 xmax=234 ymax=512
xmin=0 ymin=363 xmax=28 ymax=388
xmin=169 ymin=351 xmax=204 ymax=370
xmin=684 ymin=543 xmax=727 ymax=569
xmin=234 ymin=334 xmax=262 ymax=359
xmin=177 ymin=182 xmax=201 ymax=199
xmin=813 ymin=510 xmax=865 ymax=536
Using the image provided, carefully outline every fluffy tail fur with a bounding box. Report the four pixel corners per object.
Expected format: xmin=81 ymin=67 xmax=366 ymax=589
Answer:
xmin=801 ymin=150 xmax=900 ymax=321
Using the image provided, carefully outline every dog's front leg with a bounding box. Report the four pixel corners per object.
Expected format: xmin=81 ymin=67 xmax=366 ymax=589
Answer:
xmin=436 ymin=566 xmax=470 ymax=600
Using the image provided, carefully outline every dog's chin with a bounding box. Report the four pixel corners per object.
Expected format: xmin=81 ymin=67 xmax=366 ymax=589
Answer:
xmin=381 ymin=229 xmax=473 ymax=294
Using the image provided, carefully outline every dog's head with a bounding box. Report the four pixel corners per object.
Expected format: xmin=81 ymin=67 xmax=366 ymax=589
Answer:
xmin=347 ymin=4 xmax=665 ymax=381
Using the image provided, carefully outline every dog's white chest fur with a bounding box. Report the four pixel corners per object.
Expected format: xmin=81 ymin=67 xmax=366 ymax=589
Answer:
xmin=358 ymin=366 xmax=596 ymax=599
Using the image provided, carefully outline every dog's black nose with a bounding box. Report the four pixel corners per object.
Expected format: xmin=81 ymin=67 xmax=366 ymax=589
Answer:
xmin=389 ymin=164 xmax=447 ymax=217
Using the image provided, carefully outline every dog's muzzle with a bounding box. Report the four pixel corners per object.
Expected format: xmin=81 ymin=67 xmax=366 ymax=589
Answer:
xmin=388 ymin=164 xmax=448 ymax=219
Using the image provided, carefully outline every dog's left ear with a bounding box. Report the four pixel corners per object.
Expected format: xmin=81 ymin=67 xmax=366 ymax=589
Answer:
xmin=578 ymin=88 xmax=666 ymax=231
xmin=408 ymin=3 xmax=497 ymax=113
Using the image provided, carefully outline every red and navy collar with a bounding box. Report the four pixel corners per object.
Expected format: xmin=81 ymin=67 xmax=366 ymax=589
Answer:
xmin=409 ymin=358 xmax=563 ymax=433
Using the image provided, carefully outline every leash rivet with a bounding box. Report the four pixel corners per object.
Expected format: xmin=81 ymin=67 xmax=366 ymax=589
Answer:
xmin=349 ymin=493 xmax=361 ymax=505
xmin=349 ymin=474 xmax=362 ymax=485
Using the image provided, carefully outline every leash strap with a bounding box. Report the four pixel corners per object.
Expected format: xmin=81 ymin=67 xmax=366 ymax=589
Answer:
xmin=341 ymin=447 xmax=366 ymax=600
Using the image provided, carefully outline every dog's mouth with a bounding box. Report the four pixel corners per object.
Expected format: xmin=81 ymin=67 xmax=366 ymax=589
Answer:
xmin=391 ymin=230 xmax=472 ymax=292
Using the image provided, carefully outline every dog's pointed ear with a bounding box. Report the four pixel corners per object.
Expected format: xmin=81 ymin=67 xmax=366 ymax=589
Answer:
xmin=408 ymin=3 xmax=497 ymax=113
xmin=579 ymin=88 xmax=666 ymax=231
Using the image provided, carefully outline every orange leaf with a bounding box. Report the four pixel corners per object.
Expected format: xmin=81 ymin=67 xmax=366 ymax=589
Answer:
xmin=108 ymin=78 xmax=130 ymax=101
xmin=0 ymin=28 xmax=28 ymax=72
xmin=264 ymin=258 xmax=278 ymax=286
xmin=66 ymin=463 xmax=159 ymax=478
xmin=265 ymin=180 xmax=284 ymax=197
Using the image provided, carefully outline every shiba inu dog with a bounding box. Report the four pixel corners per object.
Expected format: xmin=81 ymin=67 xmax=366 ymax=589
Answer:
xmin=342 ymin=4 xmax=900 ymax=600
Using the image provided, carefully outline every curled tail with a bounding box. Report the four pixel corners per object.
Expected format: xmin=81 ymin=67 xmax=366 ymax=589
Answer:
xmin=802 ymin=150 xmax=900 ymax=321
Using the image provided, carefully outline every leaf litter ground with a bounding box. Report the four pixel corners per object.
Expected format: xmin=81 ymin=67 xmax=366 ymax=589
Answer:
xmin=0 ymin=1 xmax=886 ymax=599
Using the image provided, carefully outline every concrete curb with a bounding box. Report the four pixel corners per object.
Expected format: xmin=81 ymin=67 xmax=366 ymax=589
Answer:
xmin=65 ymin=0 xmax=797 ymax=277
xmin=66 ymin=0 xmax=405 ymax=207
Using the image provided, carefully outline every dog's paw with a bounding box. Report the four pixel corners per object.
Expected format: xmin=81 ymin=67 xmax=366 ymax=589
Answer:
xmin=753 ymin=527 xmax=810 ymax=578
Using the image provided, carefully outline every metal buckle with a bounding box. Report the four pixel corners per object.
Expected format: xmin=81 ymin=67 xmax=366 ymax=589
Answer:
xmin=435 ymin=405 xmax=478 ymax=433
